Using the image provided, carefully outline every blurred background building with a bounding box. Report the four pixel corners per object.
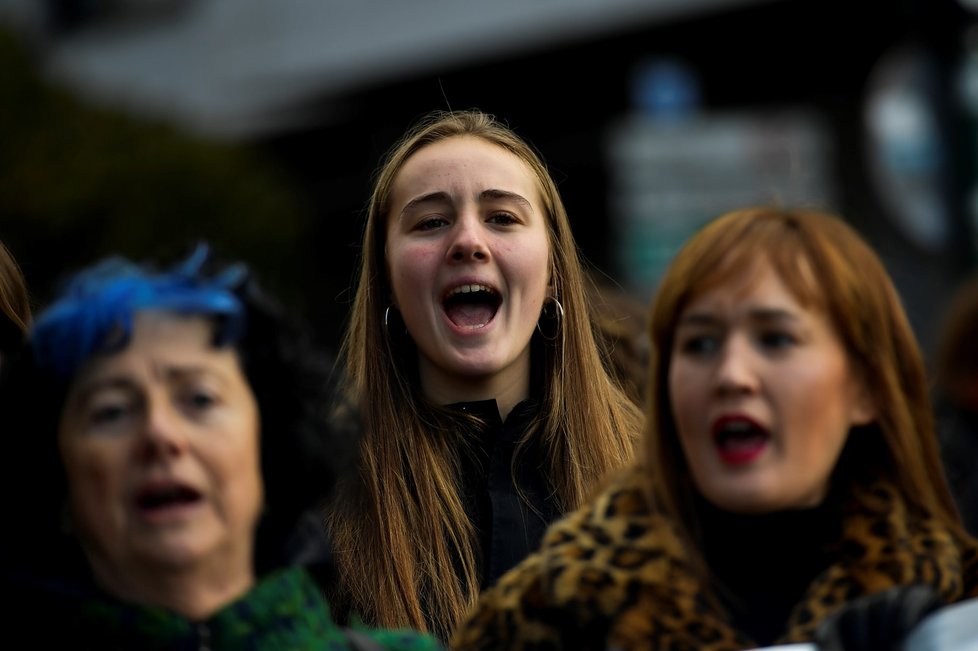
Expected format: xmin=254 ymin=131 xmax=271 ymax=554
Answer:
xmin=2 ymin=0 xmax=977 ymax=357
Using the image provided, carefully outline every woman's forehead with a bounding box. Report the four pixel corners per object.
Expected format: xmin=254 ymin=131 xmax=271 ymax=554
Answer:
xmin=684 ymin=253 xmax=825 ymax=315
xmin=71 ymin=313 xmax=226 ymax=380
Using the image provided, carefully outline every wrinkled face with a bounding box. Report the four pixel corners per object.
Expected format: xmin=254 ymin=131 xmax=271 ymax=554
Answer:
xmin=385 ymin=136 xmax=551 ymax=406
xmin=58 ymin=312 xmax=263 ymax=585
xmin=668 ymin=261 xmax=874 ymax=513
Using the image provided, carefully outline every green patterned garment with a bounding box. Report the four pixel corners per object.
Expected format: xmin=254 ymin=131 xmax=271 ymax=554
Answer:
xmin=74 ymin=567 xmax=442 ymax=650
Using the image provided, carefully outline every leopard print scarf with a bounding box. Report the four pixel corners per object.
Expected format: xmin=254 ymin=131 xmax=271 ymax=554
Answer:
xmin=452 ymin=466 xmax=978 ymax=651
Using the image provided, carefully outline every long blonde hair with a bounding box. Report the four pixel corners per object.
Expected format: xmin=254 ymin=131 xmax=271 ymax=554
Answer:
xmin=646 ymin=207 xmax=966 ymax=569
xmin=326 ymin=110 xmax=641 ymax=639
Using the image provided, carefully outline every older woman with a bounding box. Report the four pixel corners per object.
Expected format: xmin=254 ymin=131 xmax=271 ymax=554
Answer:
xmin=453 ymin=207 xmax=978 ymax=650
xmin=0 ymin=246 xmax=440 ymax=650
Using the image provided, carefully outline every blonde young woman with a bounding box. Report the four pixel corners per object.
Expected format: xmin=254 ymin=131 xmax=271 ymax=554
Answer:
xmin=454 ymin=207 xmax=978 ymax=650
xmin=325 ymin=110 xmax=642 ymax=640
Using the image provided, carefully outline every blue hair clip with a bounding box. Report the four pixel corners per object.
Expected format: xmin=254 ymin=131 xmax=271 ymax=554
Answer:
xmin=31 ymin=245 xmax=247 ymax=380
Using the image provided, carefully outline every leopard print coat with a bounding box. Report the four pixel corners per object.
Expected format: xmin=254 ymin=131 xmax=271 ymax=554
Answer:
xmin=452 ymin=465 xmax=978 ymax=651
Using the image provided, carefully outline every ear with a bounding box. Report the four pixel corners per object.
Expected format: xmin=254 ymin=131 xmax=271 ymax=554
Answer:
xmin=848 ymin=375 xmax=876 ymax=427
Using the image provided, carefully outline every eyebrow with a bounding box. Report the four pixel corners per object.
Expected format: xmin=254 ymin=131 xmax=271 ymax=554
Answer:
xmin=479 ymin=189 xmax=533 ymax=210
xmin=399 ymin=191 xmax=451 ymax=217
xmin=398 ymin=188 xmax=533 ymax=218
xmin=678 ymin=307 xmax=800 ymax=327
xmin=73 ymin=365 xmax=228 ymax=402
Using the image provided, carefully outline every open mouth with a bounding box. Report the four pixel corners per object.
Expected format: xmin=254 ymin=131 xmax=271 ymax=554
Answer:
xmin=135 ymin=484 xmax=203 ymax=513
xmin=712 ymin=416 xmax=770 ymax=465
xmin=442 ymin=283 xmax=501 ymax=329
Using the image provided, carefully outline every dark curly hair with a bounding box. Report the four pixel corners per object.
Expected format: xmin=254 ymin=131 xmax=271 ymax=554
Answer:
xmin=0 ymin=245 xmax=354 ymax=580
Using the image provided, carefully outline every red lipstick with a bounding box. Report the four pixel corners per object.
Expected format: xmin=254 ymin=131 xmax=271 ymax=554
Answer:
xmin=711 ymin=414 xmax=769 ymax=466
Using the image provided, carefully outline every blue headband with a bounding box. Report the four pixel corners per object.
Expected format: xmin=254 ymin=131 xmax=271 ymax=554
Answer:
xmin=31 ymin=245 xmax=247 ymax=381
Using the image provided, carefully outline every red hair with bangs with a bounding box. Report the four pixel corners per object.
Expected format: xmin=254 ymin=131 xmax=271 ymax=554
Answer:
xmin=646 ymin=206 xmax=963 ymax=565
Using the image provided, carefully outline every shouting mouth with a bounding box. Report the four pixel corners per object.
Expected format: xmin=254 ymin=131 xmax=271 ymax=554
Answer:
xmin=134 ymin=482 xmax=203 ymax=521
xmin=712 ymin=415 xmax=770 ymax=465
xmin=443 ymin=283 xmax=501 ymax=329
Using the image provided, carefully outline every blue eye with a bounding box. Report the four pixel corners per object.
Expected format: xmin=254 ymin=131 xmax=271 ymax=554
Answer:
xmin=487 ymin=212 xmax=518 ymax=225
xmin=89 ymin=403 xmax=130 ymax=426
xmin=759 ymin=331 xmax=796 ymax=349
xmin=680 ymin=335 xmax=719 ymax=355
xmin=416 ymin=217 xmax=449 ymax=231
xmin=91 ymin=405 xmax=126 ymax=425
xmin=186 ymin=391 xmax=217 ymax=411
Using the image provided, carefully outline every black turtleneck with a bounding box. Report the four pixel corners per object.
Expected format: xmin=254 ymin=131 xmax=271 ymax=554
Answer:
xmin=451 ymin=398 xmax=562 ymax=589
xmin=696 ymin=490 xmax=843 ymax=647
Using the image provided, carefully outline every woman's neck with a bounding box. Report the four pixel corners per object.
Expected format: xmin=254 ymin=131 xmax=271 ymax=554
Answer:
xmin=86 ymin=552 xmax=255 ymax=621
xmin=419 ymin=358 xmax=530 ymax=422
xmin=695 ymin=491 xmax=841 ymax=645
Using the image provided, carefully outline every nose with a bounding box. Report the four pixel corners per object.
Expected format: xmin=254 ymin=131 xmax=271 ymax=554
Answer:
xmin=447 ymin=213 xmax=490 ymax=263
xmin=136 ymin=396 xmax=189 ymax=461
xmin=714 ymin=334 xmax=759 ymax=397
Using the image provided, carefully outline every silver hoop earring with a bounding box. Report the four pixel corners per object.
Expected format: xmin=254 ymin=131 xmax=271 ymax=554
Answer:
xmin=536 ymin=297 xmax=564 ymax=337
xmin=384 ymin=305 xmax=393 ymax=329
xmin=551 ymin=297 xmax=564 ymax=319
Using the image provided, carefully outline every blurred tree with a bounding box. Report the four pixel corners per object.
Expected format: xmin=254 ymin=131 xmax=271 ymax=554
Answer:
xmin=0 ymin=27 xmax=316 ymax=325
